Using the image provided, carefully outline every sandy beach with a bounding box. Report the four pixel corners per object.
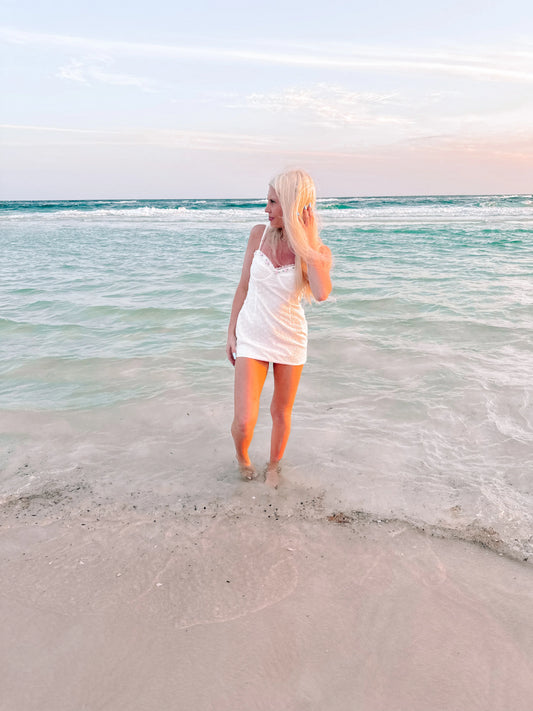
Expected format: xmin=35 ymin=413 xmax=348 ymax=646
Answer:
xmin=2 ymin=484 xmax=532 ymax=711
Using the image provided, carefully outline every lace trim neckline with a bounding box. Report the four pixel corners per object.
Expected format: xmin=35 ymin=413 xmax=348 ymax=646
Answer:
xmin=255 ymin=249 xmax=295 ymax=273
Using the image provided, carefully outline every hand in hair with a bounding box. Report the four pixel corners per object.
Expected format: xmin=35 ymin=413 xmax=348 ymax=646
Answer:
xmin=300 ymin=204 xmax=319 ymax=249
xmin=300 ymin=203 xmax=313 ymax=225
xmin=300 ymin=204 xmax=331 ymax=263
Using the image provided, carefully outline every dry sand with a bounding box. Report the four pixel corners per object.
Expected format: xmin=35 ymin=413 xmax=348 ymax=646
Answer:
xmin=1 ymin=492 xmax=533 ymax=711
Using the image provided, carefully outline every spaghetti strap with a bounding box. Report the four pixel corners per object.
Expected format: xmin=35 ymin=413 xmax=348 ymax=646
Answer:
xmin=258 ymin=225 xmax=268 ymax=250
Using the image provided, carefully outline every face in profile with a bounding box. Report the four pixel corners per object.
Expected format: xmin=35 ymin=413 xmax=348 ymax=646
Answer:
xmin=265 ymin=186 xmax=284 ymax=229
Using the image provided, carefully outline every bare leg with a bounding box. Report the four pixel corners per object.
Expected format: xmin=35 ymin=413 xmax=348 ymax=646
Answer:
xmin=232 ymin=357 xmax=269 ymax=479
xmin=266 ymin=363 xmax=304 ymax=488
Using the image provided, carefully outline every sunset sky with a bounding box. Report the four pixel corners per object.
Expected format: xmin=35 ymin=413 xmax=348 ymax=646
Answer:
xmin=1 ymin=0 xmax=532 ymax=198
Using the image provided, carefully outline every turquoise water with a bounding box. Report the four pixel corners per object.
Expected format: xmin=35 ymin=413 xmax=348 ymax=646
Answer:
xmin=1 ymin=195 xmax=532 ymax=558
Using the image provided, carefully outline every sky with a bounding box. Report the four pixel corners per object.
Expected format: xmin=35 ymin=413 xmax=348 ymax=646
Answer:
xmin=1 ymin=0 xmax=533 ymax=198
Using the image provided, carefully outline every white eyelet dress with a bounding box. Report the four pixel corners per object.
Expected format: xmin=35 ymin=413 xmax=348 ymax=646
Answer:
xmin=235 ymin=226 xmax=308 ymax=365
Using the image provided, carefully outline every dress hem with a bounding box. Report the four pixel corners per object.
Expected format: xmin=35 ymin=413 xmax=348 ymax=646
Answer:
xmin=235 ymin=352 xmax=306 ymax=366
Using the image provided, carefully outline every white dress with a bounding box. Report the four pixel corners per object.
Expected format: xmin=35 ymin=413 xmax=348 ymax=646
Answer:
xmin=235 ymin=226 xmax=307 ymax=365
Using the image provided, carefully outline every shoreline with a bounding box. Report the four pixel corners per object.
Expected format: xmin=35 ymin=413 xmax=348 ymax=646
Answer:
xmin=2 ymin=475 xmax=531 ymax=564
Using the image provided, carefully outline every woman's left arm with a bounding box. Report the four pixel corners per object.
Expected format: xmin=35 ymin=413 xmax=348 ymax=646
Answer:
xmin=302 ymin=206 xmax=332 ymax=302
xmin=307 ymin=245 xmax=332 ymax=301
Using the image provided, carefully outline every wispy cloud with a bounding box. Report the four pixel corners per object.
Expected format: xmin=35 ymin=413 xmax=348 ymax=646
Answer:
xmin=237 ymin=81 xmax=533 ymax=141
xmin=238 ymin=85 xmax=410 ymax=128
xmin=4 ymin=123 xmax=531 ymax=161
xmin=403 ymin=132 xmax=533 ymax=160
xmin=2 ymin=27 xmax=533 ymax=83
xmin=56 ymin=57 xmax=163 ymax=92
xmin=0 ymin=124 xmax=284 ymax=152
xmin=1 ymin=124 xmax=107 ymax=134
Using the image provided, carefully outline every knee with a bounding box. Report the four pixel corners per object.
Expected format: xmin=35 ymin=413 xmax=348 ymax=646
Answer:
xmin=270 ymin=404 xmax=292 ymax=427
xmin=232 ymin=415 xmax=254 ymax=439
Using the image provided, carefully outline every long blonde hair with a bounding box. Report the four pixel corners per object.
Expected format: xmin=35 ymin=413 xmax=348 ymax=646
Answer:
xmin=266 ymin=168 xmax=327 ymax=300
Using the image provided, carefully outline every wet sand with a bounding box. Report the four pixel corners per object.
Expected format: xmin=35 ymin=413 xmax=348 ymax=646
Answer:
xmin=1 ymin=496 xmax=533 ymax=711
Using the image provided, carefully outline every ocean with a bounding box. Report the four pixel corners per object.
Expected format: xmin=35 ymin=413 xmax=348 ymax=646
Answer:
xmin=1 ymin=195 xmax=532 ymax=560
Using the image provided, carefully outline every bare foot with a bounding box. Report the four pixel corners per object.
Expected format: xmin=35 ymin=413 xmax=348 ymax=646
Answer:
xmin=265 ymin=461 xmax=281 ymax=489
xmin=238 ymin=461 xmax=257 ymax=481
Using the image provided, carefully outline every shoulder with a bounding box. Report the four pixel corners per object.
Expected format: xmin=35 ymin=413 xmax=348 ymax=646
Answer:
xmin=237 ymin=224 xmax=266 ymax=284
xmin=247 ymin=223 xmax=267 ymax=249
xmin=250 ymin=223 xmax=266 ymax=240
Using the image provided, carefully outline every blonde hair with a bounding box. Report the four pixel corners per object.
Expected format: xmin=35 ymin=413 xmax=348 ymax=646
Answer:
xmin=266 ymin=168 xmax=328 ymax=300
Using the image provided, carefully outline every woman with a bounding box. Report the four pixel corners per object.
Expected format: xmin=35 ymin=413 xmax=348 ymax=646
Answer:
xmin=226 ymin=169 xmax=332 ymax=488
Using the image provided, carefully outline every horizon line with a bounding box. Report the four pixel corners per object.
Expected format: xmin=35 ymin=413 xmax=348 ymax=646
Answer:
xmin=1 ymin=192 xmax=531 ymax=202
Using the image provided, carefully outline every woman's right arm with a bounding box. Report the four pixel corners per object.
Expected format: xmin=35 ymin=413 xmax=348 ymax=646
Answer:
xmin=226 ymin=225 xmax=264 ymax=366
